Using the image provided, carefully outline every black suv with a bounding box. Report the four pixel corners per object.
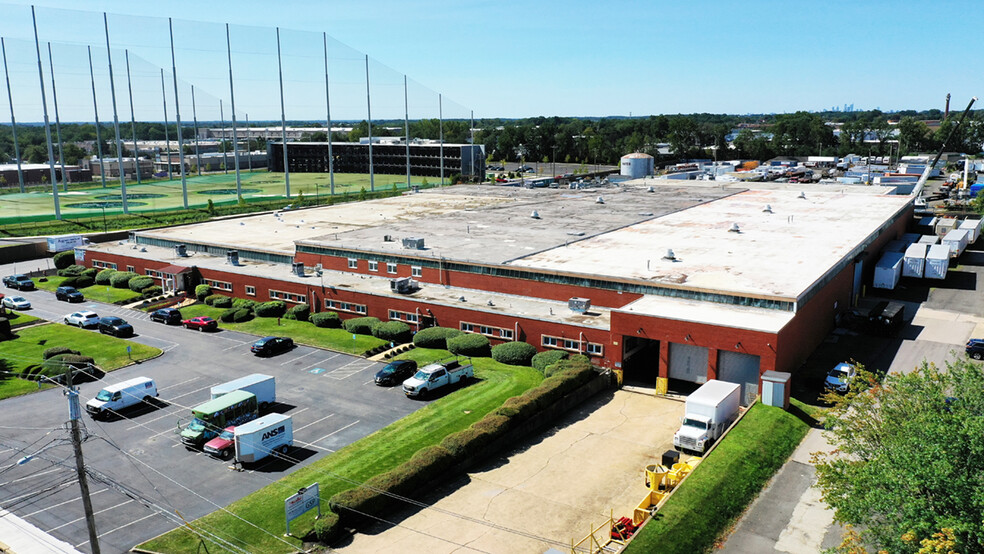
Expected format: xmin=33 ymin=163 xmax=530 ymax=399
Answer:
xmin=374 ymin=360 xmax=418 ymax=386
xmin=250 ymin=336 xmax=294 ymax=356
xmin=98 ymin=316 xmax=134 ymax=337
xmin=3 ymin=275 xmax=35 ymax=291
xmin=150 ymin=308 xmax=182 ymax=324
xmin=55 ymin=286 xmax=85 ymax=302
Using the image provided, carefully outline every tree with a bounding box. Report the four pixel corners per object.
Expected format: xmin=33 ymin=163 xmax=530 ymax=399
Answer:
xmin=898 ymin=117 xmax=931 ymax=155
xmin=814 ymin=359 xmax=984 ymax=553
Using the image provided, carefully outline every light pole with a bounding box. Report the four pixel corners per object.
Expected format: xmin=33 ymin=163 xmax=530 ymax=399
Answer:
xmin=100 ymin=205 xmax=107 ymax=232
xmin=552 ymin=145 xmax=557 ymax=177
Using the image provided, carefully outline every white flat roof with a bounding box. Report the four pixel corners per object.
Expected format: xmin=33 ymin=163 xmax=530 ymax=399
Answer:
xmin=617 ymin=294 xmax=795 ymax=334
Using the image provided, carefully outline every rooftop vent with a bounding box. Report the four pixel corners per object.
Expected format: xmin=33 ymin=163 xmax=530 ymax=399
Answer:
xmin=596 ymin=196 xmax=605 ymax=204
xmin=663 ymin=249 xmax=676 ymax=261
xmin=798 ymin=191 xmax=807 ymax=199
xmin=531 ymin=210 xmax=540 ymax=219
xmin=763 ymin=204 xmax=773 ymax=213
xmin=458 ymin=295 xmax=466 ymax=302
xmin=383 ymin=235 xmax=393 ymax=242
xmin=647 ymin=186 xmax=655 ymax=192
xmin=729 ymin=223 xmax=741 ymax=233
xmin=175 ymin=244 xmax=187 ymax=257
xmin=292 ymin=261 xmax=305 ymax=277
xmin=226 ymin=250 xmax=239 ymax=266
xmin=566 ymin=231 xmax=585 ymax=236
xmin=569 ymin=297 xmax=591 ymax=313
xmin=390 ymin=276 xmax=418 ymax=294
xmin=402 ymin=237 xmax=425 ymax=250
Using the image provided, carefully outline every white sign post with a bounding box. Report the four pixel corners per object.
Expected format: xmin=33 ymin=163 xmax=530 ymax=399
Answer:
xmin=285 ymin=482 xmax=321 ymax=536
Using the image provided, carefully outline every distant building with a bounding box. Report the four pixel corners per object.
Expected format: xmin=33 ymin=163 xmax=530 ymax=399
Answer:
xmin=198 ymin=126 xmax=352 ymax=141
xmin=267 ymin=141 xmax=486 ymax=178
xmin=0 ymin=163 xmax=90 ymax=185
xmin=156 ymin=151 xmax=269 ymax=174
xmin=81 ymin=157 xmax=154 ymax=180
xmin=620 ymin=153 xmax=655 ymax=179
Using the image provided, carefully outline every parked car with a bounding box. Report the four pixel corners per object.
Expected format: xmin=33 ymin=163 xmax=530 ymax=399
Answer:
xmin=182 ymin=316 xmax=217 ymax=331
xmin=98 ymin=316 xmax=134 ymax=337
xmin=824 ymin=362 xmax=857 ymax=393
xmin=516 ymin=165 xmax=533 ymax=172
xmin=150 ymin=308 xmax=182 ymax=324
xmin=65 ymin=310 xmax=100 ymax=328
xmin=3 ymin=275 xmax=35 ymax=291
xmin=2 ymin=296 xmax=31 ymax=310
xmin=966 ymin=339 xmax=984 ymax=360
xmin=374 ymin=360 xmax=418 ymax=386
xmin=250 ymin=336 xmax=294 ymax=356
xmin=203 ymin=426 xmax=237 ymax=460
xmin=55 ymin=286 xmax=85 ymax=302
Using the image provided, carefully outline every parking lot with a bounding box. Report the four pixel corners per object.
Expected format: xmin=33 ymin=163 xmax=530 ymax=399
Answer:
xmin=0 ymin=272 xmax=426 ymax=553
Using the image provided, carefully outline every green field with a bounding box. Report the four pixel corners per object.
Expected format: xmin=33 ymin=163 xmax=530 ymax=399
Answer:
xmin=36 ymin=276 xmax=142 ymax=304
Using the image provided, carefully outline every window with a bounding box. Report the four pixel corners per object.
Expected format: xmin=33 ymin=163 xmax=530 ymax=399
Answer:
xmin=368 ymin=261 xmax=378 ymax=272
xmin=269 ymin=289 xmax=306 ymax=303
xmin=412 ymin=266 xmax=422 ymax=278
xmin=543 ymin=336 xmax=558 ymax=347
xmin=348 ymin=258 xmax=358 ymax=269
xmin=387 ymin=263 xmax=397 ymax=274
xmin=541 ymin=334 xmax=603 ymax=355
xmin=145 ymin=269 xmax=162 ymax=278
xmin=586 ymin=342 xmax=604 ymax=356
xmin=92 ymin=260 xmax=117 ymax=270
xmin=126 ymin=265 xmax=135 ymax=273
xmin=205 ymin=279 xmax=232 ymax=292
xmin=325 ymin=299 xmax=367 ymax=315
xmin=389 ymin=309 xmax=419 ymax=323
xmin=245 ymin=285 xmax=256 ymax=296
xmin=501 ymin=329 xmax=513 ymax=340
xmin=461 ymin=322 xmax=512 ymax=339
xmin=461 ymin=322 xmax=474 ymax=332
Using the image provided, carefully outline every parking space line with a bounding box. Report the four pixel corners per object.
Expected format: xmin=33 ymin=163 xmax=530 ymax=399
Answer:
xmin=158 ymin=376 xmax=201 ymax=392
xmin=281 ymin=349 xmax=318 ymax=365
xmin=221 ymin=340 xmax=253 ymax=351
xmin=309 ymin=420 xmax=359 ymax=445
xmin=293 ymin=413 xmax=335 ymax=433
xmin=76 ymin=512 xmax=157 ymax=547
xmin=22 ymin=487 xmax=106 ymax=517
xmin=0 ymin=467 xmax=68 ymax=488
xmin=51 ymin=499 xmax=133 ymax=532
xmin=6 ymin=480 xmax=79 ymax=507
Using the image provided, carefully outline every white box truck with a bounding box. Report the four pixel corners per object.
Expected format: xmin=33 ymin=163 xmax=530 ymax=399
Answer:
xmin=211 ymin=374 xmax=275 ymax=410
xmin=902 ymin=243 xmax=927 ymax=278
xmin=924 ymin=244 xmax=950 ymax=280
xmin=673 ymin=380 xmax=741 ymax=454
xmin=942 ymin=229 xmax=970 ymax=258
xmin=46 ymin=234 xmax=88 ymax=253
xmin=959 ymin=218 xmax=981 ymax=243
xmin=917 ymin=235 xmax=939 ymax=245
xmin=234 ymin=413 xmax=293 ymax=463
xmin=873 ymin=251 xmax=904 ymax=290
xmin=85 ymin=377 xmax=157 ymax=418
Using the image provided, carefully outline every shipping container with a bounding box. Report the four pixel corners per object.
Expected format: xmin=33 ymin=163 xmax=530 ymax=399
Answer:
xmin=958 ymin=218 xmax=982 ymax=243
xmin=902 ymin=243 xmax=928 ymax=278
xmin=873 ymin=251 xmax=904 ymax=290
xmin=924 ymin=244 xmax=950 ymax=280
xmin=942 ymin=229 xmax=970 ymax=258
xmin=917 ymin=235 xmax=940 ymax=245
xmin=935 ymin=218 xmax=958 ymax=237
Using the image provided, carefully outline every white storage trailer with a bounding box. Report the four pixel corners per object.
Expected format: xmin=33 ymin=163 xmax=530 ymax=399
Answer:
xmin=935 ymin=218 xmax=958 ymax=237
xmin=941 ymin=229 xmax=970 ymax=258
xmin=902 ymin=243 xmax=928 ymax=278
xmin=211 ymin=374 xmax=276 ymax=409
xmin=233 ymin=413 xmax=293 ymax=463
xmin=959 ymin=218 xmax=982 ymax=243
xmin=924 ymin=244 xmax=950 ymax=280
xmin=46 ymin=234 xmax=88 ymax=252
xmin=673 ymin=380 xmax=741 ymax=454
xmin=917 ymin=235 xmax=940 ymax=245
xmin=873 ymin=251 xmax=904 ymax=290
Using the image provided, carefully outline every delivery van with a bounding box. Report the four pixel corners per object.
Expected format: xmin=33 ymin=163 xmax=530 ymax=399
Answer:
xmin=85 ymin=377 xmax=157 ymax=418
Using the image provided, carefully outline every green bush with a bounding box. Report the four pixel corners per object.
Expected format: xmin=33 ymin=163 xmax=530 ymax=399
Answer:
xmin=403 ymin=445 xmax=456 ymax=484
xmin=371 ymin=321 xmax=412 ymax=344
xmin=313 ymin=511 xmax=342 ymax=543
xmin=342 ymin=316 xmax=380 ymax=335
xmin=212 ymin=296 xmax=233 ymax=309
xmin=53 ymin=250 xmax=75 ymax=269
xmin=310 ymin=311 xmax=341 ymax=328
xmin=255 ymin=300 xmax=287 ymax=318
xmin=284 ymin=303 xmax=310 ymax=322
xmin=82 ymin=267 xmax=100 ymax=278
xmin=470 ymin=413 xmax=513 ymax=439
xmin=440 ymin=425 xmax=498 ymax=459
xmin=41 ymin=354 xmax=95 ymax=377
xmin=141 ymin=285 xmax=163 ymax=298
xmin=491 ymin=341 xmax=537 ymax=366
xmin=203 ymin=294 xmax=224 ymax=306
xmin=233 ymin=308 xmax=253 ymax=323
xmin=57 ymin=264 xmax=86 ymax=277
xmin=128 ymin=276 xmax=154 ymax=292
xmin=447 ymin=333 xmax=490 ymax=357
xmin=220 ymin=308 xmax=238 ymax=323
xmin=546 ymin=355 xmax=594 ymax=382
xmin=109 ymin=271 xmax=137 ymax=289
xmin=232 ymin=298 xmax=257 ymax=311
xmin=94 ymin=268 xmax=116 ymax=285
xmin=329 ymin=485 xmax=391 ymax=525
xmin=412 ymin=326 xmax=462 ymax=349
xmin=496 ymin=395 xmax=539 ymax=421
xmin=62 ymin=275 xmax=94 ymax=289
xmin=195 ymin=284 xmax=211 ymax=301
xmin=532 ymin=350 xmax=568 ymax=373
xmin=42 ymin=346 xmax=80 ymax=360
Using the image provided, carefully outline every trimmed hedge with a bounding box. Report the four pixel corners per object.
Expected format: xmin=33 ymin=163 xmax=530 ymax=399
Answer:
xmin=94 ymin=269 xmax=116 ymax=285
xmin=371 ymin=321 xmax=412 ymax=344
xmin=43 ymin=346 xmax=80 ymax=360
xmin=57 ymin=264 xmax=86 ymax=277
xmin=82 ymin=267 xmax=100 ymax=278
xmin=342 ymin=316 xmax=380 ymax=335
xmin=545 ymin=354 xmax=592 ymax=378
xmin=491 ymin=341 xmax=537 ymax=366
xmin=284 ymin=303 xmax=310 ymax=322
xmin=128 ymin=276 xmax=155 ymax=292
xmin=220 ymin=308 xmax=239 ymax=323
xmin=62 ymin=275 xmax=94 ymax=289
xmin=532 ymin=350 xmax=568 ymax=373
xmin=141 ymin=285 xmax=163 ymax=298
xmin=53 ymin=250 xmax=75 ymax=269
xmin=233 ymin=309 xmax=253 ymax=323
xmin=109 ymin=271 xmax=137 ymax=289
xmin=447 ymin=333 xmax=491 ymax=357
xmin=212 ymin=296 xmax=233 ymax=309
xmin=42 ymin=354 xmax=95 ymax=377
xmin=312 ymin=512 xmax=342 ymax=543
xmin=412 ymin=326 xmax=462 ymax=349
xmin=440 ymin=425 xmax=499 ymax=459
xmin=195 ymin=284 xmax=211 ymax=301
xmin=255 ymin=301 xmax=287 ymax=318
xmin=232 ymin=298 xmax=257 ymax=311
xmin=310 ymin=311 xmax=341 ymax=328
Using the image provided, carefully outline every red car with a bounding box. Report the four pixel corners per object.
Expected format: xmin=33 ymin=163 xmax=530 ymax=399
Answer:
xmin=203 ymin=426 xmax=236 ymax=459
xmin=182 ymin=316 xmax=218 ymax=331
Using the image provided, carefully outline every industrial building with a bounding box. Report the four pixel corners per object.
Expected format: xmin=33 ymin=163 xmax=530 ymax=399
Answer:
xmin=155 ymin=151 xmax=269 ymax=174
xmin=267 ymin=141 xmax=486 ymax=179
xmin=81 ymin=157 xmax=154 ymax=180
xmin=78 ymin=181 xmax=911 ymax=404
xmin=197 ymin=126 xmax=352 ymax=141
xmin=0 ymin=163 xmax=91 ymax=185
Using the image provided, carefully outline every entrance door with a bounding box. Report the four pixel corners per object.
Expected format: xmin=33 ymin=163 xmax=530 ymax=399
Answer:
xmin=717 ymin=350 xmax=761 ymax=406
xmin=668 ymin=342 xmax=708 ymax=384
xmin=621 ymin=336 xmax=659 ymax=388
xmin=853 ymin=260 xmax=863 ymax=306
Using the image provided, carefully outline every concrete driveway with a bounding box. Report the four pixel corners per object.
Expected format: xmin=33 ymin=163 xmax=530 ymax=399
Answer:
xmin=332 ymin=390 xmax=685 ymax=553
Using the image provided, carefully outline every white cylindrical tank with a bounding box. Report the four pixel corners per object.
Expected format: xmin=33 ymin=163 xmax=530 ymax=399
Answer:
xmin=620 ymin=153 xmax=654 ymax=179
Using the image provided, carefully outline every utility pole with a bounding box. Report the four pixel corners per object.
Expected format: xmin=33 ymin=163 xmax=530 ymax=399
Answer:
xmin=66 ymin=368 xmax=100 ymax=554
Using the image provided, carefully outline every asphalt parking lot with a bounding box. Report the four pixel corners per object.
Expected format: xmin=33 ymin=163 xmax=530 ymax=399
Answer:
xmin=0 ymin=269 xmax=426 ymax=553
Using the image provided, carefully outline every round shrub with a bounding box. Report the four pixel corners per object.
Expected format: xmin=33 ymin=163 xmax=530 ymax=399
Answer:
xmin=43 ymin=346 xmax=80 ymax=360
xmin=232 ymin=298 xmax=257 ymax=311
xmin=53 ymin=250 xmax=75 ymax=269
xmin=57 ymin=264 xmax=86 ymax=277
xmin=82 ymin=267 xmax=100 ymax=278
xmin=233 ymin=308 xmax=253 ymax=323
xmin=342 ymin=316 xmax=380 ymax=335
xmin=220 ymin=308 xmax=238 ymax=323
xmin=447 ymin=333 xmax=490 ymax=357
xmin=404 ymin=445 xmax=456 ymax=481
xmin=195 ymin=284 xmax=211 ymax=301
xmin=310 ymin=311 xmax=341 ymax=328
xmin=141 ymin=285 xmax=163 ymax=298
xmin=412 ymin=326 xmax=462 ymax=349
xmin=255 ymin=300 xmax=287 ymax=318
xmin=94 ymin=269 xmax=116 ymax=285
xmin=128 ymin=276 xmax=154 ymax=292
xmin=532 ymin=350 xmax=568 ymax=373
xmin=545 ymin=354 xmax=594 ymax=379
xmin=491 ymin=341 xmax=537 ymax=366
xmin=204 ymin=294 xmax=223 ymax=306
xmin=440 ymin=426 xmax=497 ymax=459
xmin=371 ymin=321 xmax=412 ymax=344
xmin=313 ymin=511 xmax=342 ymax=543
xmin=284 ymin=303 xmax=310 ymax=322
xmin=41 ymin=354 xmax=96 ymax=377
xmin=470 ymin=413 xmax=513 ymax=439
xmin=62 ymin=275 xmax=94 ymax=289
xmin=212 ymin=296 xmax=233 ymax=309
xmin=109 ymin=271 xmax=137 ymax=289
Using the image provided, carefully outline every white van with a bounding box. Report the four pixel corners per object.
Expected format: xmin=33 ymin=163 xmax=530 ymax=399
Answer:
xmin=85 ymin=377 xmax=158 ymax=418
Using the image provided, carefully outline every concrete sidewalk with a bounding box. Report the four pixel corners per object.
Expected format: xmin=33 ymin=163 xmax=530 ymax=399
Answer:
xmin=0 ymin=508 xmax=82 ymax=553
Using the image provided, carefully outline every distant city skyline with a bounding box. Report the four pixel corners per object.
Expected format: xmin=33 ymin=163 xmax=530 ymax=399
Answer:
xmin=0 ymin=0 xmax=979 ymax=121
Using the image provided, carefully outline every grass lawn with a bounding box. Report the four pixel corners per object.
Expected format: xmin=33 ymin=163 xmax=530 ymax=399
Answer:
xmin=4 ymin=311 xmax=42 ymax=328
xmin=624 ymin=399 xmax=819 ymax=554
xmin=0 ymin=323 xmax=162 ymax=399
xmin=35 ymin=275 xmax=141 ymax=305
xmin=140 ymin=347 xmax=543 ymax=553
xmin=177 ymin=304 xmax=387 ymax=355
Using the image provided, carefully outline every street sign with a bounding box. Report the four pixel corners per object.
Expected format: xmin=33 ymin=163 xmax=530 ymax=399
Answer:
xmin=285 ymin=482 xmax=320 ymax=536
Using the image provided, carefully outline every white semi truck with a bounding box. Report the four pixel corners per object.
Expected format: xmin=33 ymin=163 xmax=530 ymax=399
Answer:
xmin=234 ymin=413 xmax=293 ymax=463
xmin=673 ymin=380 xmax=741 ymax=454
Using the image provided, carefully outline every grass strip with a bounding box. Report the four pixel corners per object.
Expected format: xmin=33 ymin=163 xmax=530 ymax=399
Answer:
xmin=35 ymin=276 xmax=142 ymax=305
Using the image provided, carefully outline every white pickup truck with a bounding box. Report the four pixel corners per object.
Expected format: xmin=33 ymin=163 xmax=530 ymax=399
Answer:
xmin=402 ymin=358 xmax=474 ymax=398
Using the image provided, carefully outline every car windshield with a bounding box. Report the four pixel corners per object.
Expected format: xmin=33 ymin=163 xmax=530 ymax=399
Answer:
xmin=682 ymin=418 xmax=709 ymax=430
xmin=829 ymin=368 xmax=849 ymax=381
xmin=201 ymin=317 xmax=213 ymax=323
xmin=13 ymin=297 xmax=25 ymax=302
xmin=105 ymin=318 xmax=123 ymax=325
xmin=219 ymin=429 xmax=234 ymax=440
xmin=412 ymin=370 xmax=429 ymax=381
xmin=85 ymin=314 xmax=98 ymax=319
xmin=95 ymin=390 xmax=113 ymax=402
xmin=186 ymin=418 xmax=206 ymax=432
xmin=380 ymin=365 xmax=399 ymax=375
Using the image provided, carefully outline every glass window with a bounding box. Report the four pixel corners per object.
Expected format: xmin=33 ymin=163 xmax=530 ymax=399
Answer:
xmin=368 ymin=261 xmax=378 ymax=272
xmin=348 ymin=258 xmax=358 ymax=269
xmin=387 ymin=263 xmax=397 ymax=274
xmin=412 ymin=266 xmax=422 ymax=277
xmin=501 ymin=329 xmax=513 ymax=339
xmin=246 ymin=285 xmax=256 ymax=296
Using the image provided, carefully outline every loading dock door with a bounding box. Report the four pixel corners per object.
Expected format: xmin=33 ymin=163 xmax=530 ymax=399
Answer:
xmin=717 ymin=350 xmax=761 ymax=406
xmin=668 ymin=343 xmax=708 ymax=384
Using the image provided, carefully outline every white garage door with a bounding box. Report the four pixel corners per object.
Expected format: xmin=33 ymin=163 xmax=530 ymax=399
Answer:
xmin=668 ymin=342 xmax=708 ymax=383
xmin=717 ymin=350 xmax=761 ymax=406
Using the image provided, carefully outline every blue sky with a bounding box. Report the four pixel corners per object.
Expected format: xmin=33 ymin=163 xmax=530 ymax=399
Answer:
xmin=1 ymin=0 xmax=981 ymax=121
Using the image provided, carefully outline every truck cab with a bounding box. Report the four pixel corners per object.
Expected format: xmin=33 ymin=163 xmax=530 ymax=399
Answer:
xmin=402 ymin=358 xmax=473 ymax=398
xmin=203 ymin=426 xmax=237 ymax=460
xmin=673 ymin=415 xmax=715 ymax=454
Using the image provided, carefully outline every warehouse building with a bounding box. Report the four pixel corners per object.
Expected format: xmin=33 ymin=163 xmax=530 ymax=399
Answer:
xmin=266 ymin=141 xmax=486 ymax=178
xmin=78 ymin=181 xmax=911 ymax=404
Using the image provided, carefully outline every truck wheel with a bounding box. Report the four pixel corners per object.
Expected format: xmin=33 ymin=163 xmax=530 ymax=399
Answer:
xmin=974 ymin=352 xmax=983 ymax=360
xmin=418 ymin=388 xmax=427 ymax=398
xmin=279 ymin=444 xmax=290 ymax=455
xmin=220 ymin=449 xmax=232 ymax=460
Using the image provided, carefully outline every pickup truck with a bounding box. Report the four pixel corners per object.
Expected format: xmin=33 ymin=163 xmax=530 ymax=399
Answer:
xmin=403 ymin=358 xmax=474 ymax=398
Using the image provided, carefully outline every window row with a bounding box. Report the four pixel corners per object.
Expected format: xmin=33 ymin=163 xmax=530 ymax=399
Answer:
xmin=389 ymin=309 xmax=419 ymax=323
xmin=92 ymin=260 xmax=117 ymax=270
xmin=542 ymin=335 xmax=603 ymax=356
xmin=325 ymin=299 xmax=367 ymax=315
xmin=205 ymin=279 xmax=233 ymax=292
xmin=270 ymin=290 xmax=306 ymax=303
xmin=460 ymin=322 xmax=513 ymax=340
xmin=347 ymin=258 xmax=420 ymax=277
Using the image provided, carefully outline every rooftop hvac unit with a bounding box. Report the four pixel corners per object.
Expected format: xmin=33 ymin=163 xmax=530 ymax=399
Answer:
xmin=175 ymin=244 xmax=187 ymax=257
xmin=226 ymin=250 xmax=239 ymax=266
xmin=390 ymin=276 xmax=418 ymax=294
xmin=292 ymin=262 xmax=305 ymax=277
xmin=402 ymin=237 xmax=425 ymax=250
xmin=383 ymin=234 xmax=393 ymax=242
xmin=568 ymin=297 xmax=591 ymax=313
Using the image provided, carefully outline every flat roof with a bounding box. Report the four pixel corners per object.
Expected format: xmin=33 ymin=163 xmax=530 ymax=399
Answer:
xmin=617 ymin=294 xmax=795 ymax=334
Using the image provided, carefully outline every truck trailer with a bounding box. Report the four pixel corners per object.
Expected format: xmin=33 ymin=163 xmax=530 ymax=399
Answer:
xmin=234 ymin=413 xmax=293 ymax=463
xmin=210 ymin=374 xmax=276 ymax=410
xmin=673 ymin=380 xmax=741 ymax=454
